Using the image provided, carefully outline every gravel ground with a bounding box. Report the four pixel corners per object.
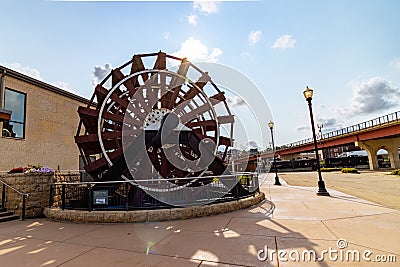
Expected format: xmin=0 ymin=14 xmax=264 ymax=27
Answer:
xmin=277 ymin=170 xmax=400 ymax=210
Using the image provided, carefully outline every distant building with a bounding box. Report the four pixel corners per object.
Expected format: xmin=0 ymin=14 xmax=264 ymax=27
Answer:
xmin=0 ymin=65 xmax=91 ymax=171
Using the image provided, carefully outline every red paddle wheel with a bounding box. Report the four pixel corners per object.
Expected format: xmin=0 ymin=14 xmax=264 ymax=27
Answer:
xmin=75 ymin=52 xmax=235 ymax=184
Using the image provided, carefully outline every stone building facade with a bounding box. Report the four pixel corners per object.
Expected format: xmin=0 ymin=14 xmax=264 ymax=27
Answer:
xmin=0 ymin=65 xmax=90 ymax=171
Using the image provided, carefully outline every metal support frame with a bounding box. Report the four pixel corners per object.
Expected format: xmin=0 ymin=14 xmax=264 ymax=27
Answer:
xmin=61 ymin=184 xmax=66 ymax=210
xmin=1 ymin=184 xmax=5 ymax=208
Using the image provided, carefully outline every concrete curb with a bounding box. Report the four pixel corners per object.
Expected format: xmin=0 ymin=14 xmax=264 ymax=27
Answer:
xmin=44 ymin=192 xmax=265 ymax=223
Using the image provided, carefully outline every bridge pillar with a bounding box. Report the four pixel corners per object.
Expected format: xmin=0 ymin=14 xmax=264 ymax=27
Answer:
xmin=387 ymin=143 xmax=400 ymax=169
xmin=355 ymin=137 xmax=400 ymax=170
xmin=356 ymin=141 xmax=379 ymax=170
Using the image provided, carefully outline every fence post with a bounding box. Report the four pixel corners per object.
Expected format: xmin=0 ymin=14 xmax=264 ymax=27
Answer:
xmin=1 ymin=184 xmax=5 ymax=208
xmin=21 ymin=195 xmax=26 ymax=221
xmin=49 ymin=184 xmax=54 ymax=208
xmin=87 ymin=184 xmax=92 ymax=212
xmin=125 ymin=182 xmax=129 ymax=211
xmin=61 ymin=183 xmax=66 ymax=210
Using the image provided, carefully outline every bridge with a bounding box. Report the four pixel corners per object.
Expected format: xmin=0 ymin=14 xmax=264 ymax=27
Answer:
xmin=276 ymin=111 xmax=400 ymax=170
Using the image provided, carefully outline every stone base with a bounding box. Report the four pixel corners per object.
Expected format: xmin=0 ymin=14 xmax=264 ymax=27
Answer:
xmin=44 ymin=192 xmax=265 ymax=223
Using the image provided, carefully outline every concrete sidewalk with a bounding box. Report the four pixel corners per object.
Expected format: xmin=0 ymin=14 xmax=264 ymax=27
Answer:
xmin=0 ymin=173 xmax=399 ymax=266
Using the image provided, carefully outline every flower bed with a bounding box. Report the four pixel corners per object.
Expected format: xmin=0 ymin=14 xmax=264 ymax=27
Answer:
xmin=8 ymin=165 xmax=54 ymax=174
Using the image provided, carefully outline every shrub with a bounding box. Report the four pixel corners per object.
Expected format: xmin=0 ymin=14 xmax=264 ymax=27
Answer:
xmin=341 ymin=168 xmax=359 ymax=174
xmin=320 ymin=168 xmax=341 ymax=172
xmin=391 ymin=169 xmax=400 ymax=175
xmin=8 ymin=167 xmax=24 ymax=173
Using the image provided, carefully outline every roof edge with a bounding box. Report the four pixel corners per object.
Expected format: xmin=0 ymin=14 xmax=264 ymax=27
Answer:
xmin=0 ymin=65 xmax=91 ymax=105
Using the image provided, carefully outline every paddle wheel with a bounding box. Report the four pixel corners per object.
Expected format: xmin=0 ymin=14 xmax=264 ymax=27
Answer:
xmin=75 ymin=51 xmax=254 ymax=207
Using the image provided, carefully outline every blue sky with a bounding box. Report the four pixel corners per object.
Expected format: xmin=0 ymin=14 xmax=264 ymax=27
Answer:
xmin=2 ymin=0 xmax=400 ymax=147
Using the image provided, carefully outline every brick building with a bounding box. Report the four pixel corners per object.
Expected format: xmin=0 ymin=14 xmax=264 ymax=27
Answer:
xmin=0 ymin=65 xmax=90 ymax=171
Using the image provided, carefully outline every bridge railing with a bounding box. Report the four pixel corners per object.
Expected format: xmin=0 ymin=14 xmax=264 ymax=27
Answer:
xmin=280 ymin=111 xmax=400 ymax=150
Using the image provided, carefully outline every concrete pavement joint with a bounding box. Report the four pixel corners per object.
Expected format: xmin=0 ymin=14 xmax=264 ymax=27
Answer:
xmin=222 ymin=216 xmax=233 ymax=232
xmin=346 ymin=242 xmax=400 ymax=257
xmin=274 ymin=236 xmax=280 ymax=267
xmin=301 ymin=201 xmax=310 ymax=209
xmin=329 ymin=195 xmax=387 ymax=208
xmin=146 ymin=250 xmax=252 ymax=267
xmin=56 ymin=246 xmax=97 ymax=267
xmin=199 ymin=259 xmax=251 ymax=267
xmin=322 ymin=211 xmax=397 ymax=221
xmin=146 ymin=230 xmax=176 ymax=253
xmin=61 ymin=224 xmax=106 ymax=242
xmin=320 ymin=220 xmax=339 ymax=239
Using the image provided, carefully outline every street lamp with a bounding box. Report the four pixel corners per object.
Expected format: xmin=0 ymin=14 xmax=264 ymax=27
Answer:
xmin=317 ymin=123 xmax=323 ymax=140
xmin=303 ymin=86 xmax=330 ymax=196
xmin=268 ymin=121 xmax=281 ymax=186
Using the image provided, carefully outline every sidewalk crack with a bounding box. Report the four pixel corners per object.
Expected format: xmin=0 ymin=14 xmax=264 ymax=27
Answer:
xmin=321 ymin=220 xmax=339 ymax=239
xmin=56 ymin=246 xmax=96 ymax=267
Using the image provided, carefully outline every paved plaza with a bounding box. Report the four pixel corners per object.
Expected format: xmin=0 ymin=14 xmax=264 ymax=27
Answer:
xmin=0 ymin=173 xmax=399 ymax=266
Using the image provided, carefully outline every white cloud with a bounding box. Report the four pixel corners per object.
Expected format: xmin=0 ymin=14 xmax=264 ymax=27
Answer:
xmin=193 ymin=1 xmax=220 ymax=14
xmin=297 ymin=117 xmax=340 ymax=133
xmin=240 ymin=52 xmax=253 ymax=61
xmin=247 ymin=140 xmax=261 ymax=149
xmin=316 ymin=117 xmax=337 ymax=128
xmin=2 ymin=62 xmax=79 ymax=95
xmin=389 ymin=58 xmax=400 ymax=70
xmin=53 ymin=81 xmax=70 ymax=90
xmin=272 ymin=34 xmax=296 ymax=49
xmin=163 ymin=32 xmax=170 ymax=40
xmin=226 ymin=95 xmax=246 ymax=107
xmin=52 ymin=81 xmax=80 ymax=95
xmin=248 ymin=30 xmax=262 ymax=45
xmin=2 ymin=62 xmax=43 ymax=81
xmin=348 ymin=76 xmax=400 ymax=115
xmin=92 ymin=63 xmax=112 ymax=86
xmin=187 ymin=14 xmax=198 ymax=25
xmin=172 ymin=37 xmax=222 ymax=63
xmin=296 ymin=125 xmax=310 ymax=132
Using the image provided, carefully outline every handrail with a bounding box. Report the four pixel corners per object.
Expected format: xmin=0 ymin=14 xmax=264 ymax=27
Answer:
xmin=0 ymin=179 xmax=28 ymax=220
xmin=279 ymin=111 xmax=400 ymax=150
xmin=0 ymin=179 xmax=28 ymax=196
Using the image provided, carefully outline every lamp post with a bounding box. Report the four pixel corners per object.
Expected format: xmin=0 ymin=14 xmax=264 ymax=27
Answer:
xmin=303 ymin=86 xmax=330 ymax=196
xmin=268 ymin=121 xmax=281 ymax=186
xmin=317 ymin=123 xmax=325 ymax=159
xmin=317 ymin=124 xmax=323 ymax=140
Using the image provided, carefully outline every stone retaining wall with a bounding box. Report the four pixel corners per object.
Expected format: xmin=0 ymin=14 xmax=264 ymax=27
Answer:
xmin=44 ymin=192 xmax=265 ymax=223
xmin=0 ymin=172 xmax=80 ymax=218
xmin=0 ymin=173 xmax=53 ymax=218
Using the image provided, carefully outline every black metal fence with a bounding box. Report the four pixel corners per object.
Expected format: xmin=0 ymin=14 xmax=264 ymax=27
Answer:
xmin=49 ymin=173 xmax=259 ymax=211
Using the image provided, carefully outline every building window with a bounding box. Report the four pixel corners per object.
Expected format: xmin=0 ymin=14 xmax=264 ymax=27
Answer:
xmin=2 ymin=88 xmax=26 ymax=138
